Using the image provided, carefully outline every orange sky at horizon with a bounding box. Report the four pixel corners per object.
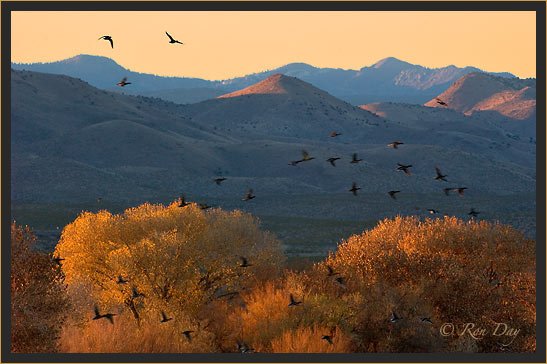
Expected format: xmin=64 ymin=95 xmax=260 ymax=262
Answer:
xmin=11 ymin=11 xmax=537 ymax=80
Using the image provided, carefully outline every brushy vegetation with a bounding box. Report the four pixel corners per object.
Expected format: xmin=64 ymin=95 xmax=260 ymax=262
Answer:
xmin=10 ymin=223 xmax=70 ymax=353
xmin=14 ymin=203 xmax=536 ymax=353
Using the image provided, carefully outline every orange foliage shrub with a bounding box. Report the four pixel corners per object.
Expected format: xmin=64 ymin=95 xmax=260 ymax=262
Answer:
xmin=10 ymin=223 xmax=70 ymax=352
xmin=270 ymin=325 xmax=354 ymax=353
xmin=315 ymin=216 xmax=535 ymax=352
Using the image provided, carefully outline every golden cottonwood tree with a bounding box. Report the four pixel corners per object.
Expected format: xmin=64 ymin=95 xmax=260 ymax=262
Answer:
xmin=55 ymin=202 xmax=284 ymax=324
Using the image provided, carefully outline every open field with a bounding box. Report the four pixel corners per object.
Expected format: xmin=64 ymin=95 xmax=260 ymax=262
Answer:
xmin=12 ymin=192 xmax=536 ymax=258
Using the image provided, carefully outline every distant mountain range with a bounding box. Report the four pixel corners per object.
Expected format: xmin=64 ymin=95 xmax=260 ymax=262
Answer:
xmin=11 ymin=69 xmax=535 ymax=209
xmin=12 ymin=55 xmax=519 ymax=105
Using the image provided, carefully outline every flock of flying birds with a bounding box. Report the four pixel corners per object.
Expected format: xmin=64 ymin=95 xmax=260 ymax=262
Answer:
xmin=70 ymin=36 xmax=488 ymax=352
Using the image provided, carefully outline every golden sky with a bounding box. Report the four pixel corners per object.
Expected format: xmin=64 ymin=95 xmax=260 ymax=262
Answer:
xmin=11 ymin=11 xmax=537 ymax=80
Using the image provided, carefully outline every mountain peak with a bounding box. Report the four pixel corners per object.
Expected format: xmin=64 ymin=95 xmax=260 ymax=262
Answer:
xmin=218 ymin=73 xmax=315 ymax=98
xmin=372 ymin=57 xmax=413 ymax=69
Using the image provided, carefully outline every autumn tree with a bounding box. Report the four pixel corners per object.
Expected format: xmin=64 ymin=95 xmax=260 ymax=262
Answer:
xmin=11 ymin=222 xmax=70 ymax=352
xmin=55 ymin=202 xmax=285 ymax=327
xmin=315 ymin=216 xmax=536 ymax=352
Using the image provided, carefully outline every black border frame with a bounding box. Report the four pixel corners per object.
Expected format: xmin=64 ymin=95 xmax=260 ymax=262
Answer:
xmin=2 ymin=1 xmax=545 ymax=363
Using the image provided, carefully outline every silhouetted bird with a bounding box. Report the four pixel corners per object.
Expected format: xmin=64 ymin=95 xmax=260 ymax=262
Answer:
xmin=239 ymin=256 xmax=252 ymax=268
xmin=181 ymin=330 xmax=194 ymax=342
xmin=199 ymin=203 xmax=212 ymax=210
xmin=53 ymin=257 xmax=65 ymax=266
xmin=92 ymin=305 xmax=116 ymax=324
xmin=214 ymin=177 xmax=226 ymax=185
xmin=388 ymin=141 xmax=404 ymax=149
xmin=116 ymin=275 xmax=128 ymax=284
xmin=420 ymin=317 xmax=433 ymax=324
xmin=98 ymin=35 xmax=113 ymax=48
xmin=116 ymin=77 xmax=131 ymax=87
xmin=443 ymin=187 xmax=453 ymax=196
xmin=388 ymin=190 xmax=400 ymax=200
xmin=427 ymin=209 xmax=439 ymax=214
xmin=349 ymin=182 xmax=361 ymax=196
xmin=242 ymin=188 xmax=255 ymax=201
xmin=97 ymin=197 xmax=102 ymax=203
xmin=436 ymin=97 xmax=448 ymax=107
xmin=327 ymin=157 xmax=340 ymax=167
xmin=160 ymin=310 xmax=173 ymax=323
xmin=301 ymin=150 xmax=315 ymax=162
xmin=132 ymin=286 xmax=146 ymax=299
xmin=397 ymin=163 xmax=412 ymax=176
xmin=329 ymin=131 xmax=341 ymax=138
xmin=455 ymin=187 xmax=468 ymax=196
xmin=321 ymin=335 xmax=334 ymax=344
xmin=333 ymin=277 xmax=346 ymax=289
xmin=390 ymin=311 xmax=404 ymax=323
xmin=434 ymin=166 xmax=448 ymax=181
xmin=166 ymin=31 xmax=184 ymax=44
xmin=179 ymin=194 xmax=190 ymax=207
xmin=496 ymin=341 xmax=514 ymax=352
xmin=350 ymin=153 xmax=362 ymax=164
xmin=237 ymin=340 xmax=255 ymax=353
xmin=468 ymin=208 xmax=480 ymax=217
xmin=326 ymin=265 xmax=339 ymax=277
xmin=288 ymin=294 xmax=302 ymax=307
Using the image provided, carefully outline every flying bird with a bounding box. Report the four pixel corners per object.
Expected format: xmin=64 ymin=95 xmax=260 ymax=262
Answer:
xmin=350 ymin=153 xmax=362 ymax=164
xmin=468 ymin=208 xmax=480 ymax=217
xmin=321 ymin=335 xmax=334 ymax=345
xmin=397 ymin=163 xmax=412 ymax=176
xmin=92 ymin=305 xmax=116 ymax=324
xmin=181 ymin=330 xmax=194 ymax=342
xmin=454 ymin=187 xmax=468 ymax=197
xmin=214 ymin=177 xmax=226 ymax=185
xmin=388 ymin=190 xmax=400 ymax=200
xmin=288 ymin=294 xmax=302 ymax=307
xmin=239 ymin=256 xmax=252 ymax=268
xmin=327 ymin=157 xmax=340 ymax=167
xmin=496 ymin=341 xmax=514 ymax=352
xmin=434 ymin=166 xmax=448 ymax=181
xmin=427 ymin=209 xmax=439 ymax=214
xmin=349 ymin=182 xmax=361 ymax=196
xmin=179 ymin=194 xmax=190 ymax=207
xmin=97 ymin=197 xmax=102 ymax=203
xmin=237 ymin=340 xmax=255 ymax=353
xmin=443 ymin=187 xmax=453 ymax=196
xmin=116 ymin=77 xmax=131 ymax=87
xmin=53 ymin=257 xmax=65 ymax=266
xmin=288 ymin=160 xmax=301 ymax=166
xmin=390 ymin=311 xmax=404 ymax=323
xmin=242 ymin=188 xmax=255 ymax=201
xmin=131 ymin=286 xmax=146 ymax=299
xmin=160 ymin=310 xmax=173 ymax=323
xmin=333 ymin=277 xmax=347 ymax=289
xmin=199 ymin=203 xmax=212 ymax=210
xmin=98 ymin=35 xmax=113 ymax=48
xmin=300 ymin=150 xmax=315 ymax=162
xmin=166 ymin=31 xmax=184 ymax=44
xmin=329 ymin=131 xmax=341 ymax=138
xmin=420 ymin=317 xmax=433 ymax=324
xmin=388 ymin=141 xmax=404 ymax=149
xmin=436 ymin=97 xmax=448 ymax=107
xmin=116 ymin=275 xmax=128 ymax=284
xmin=326 ymin=265 xmax=339 ymax=277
